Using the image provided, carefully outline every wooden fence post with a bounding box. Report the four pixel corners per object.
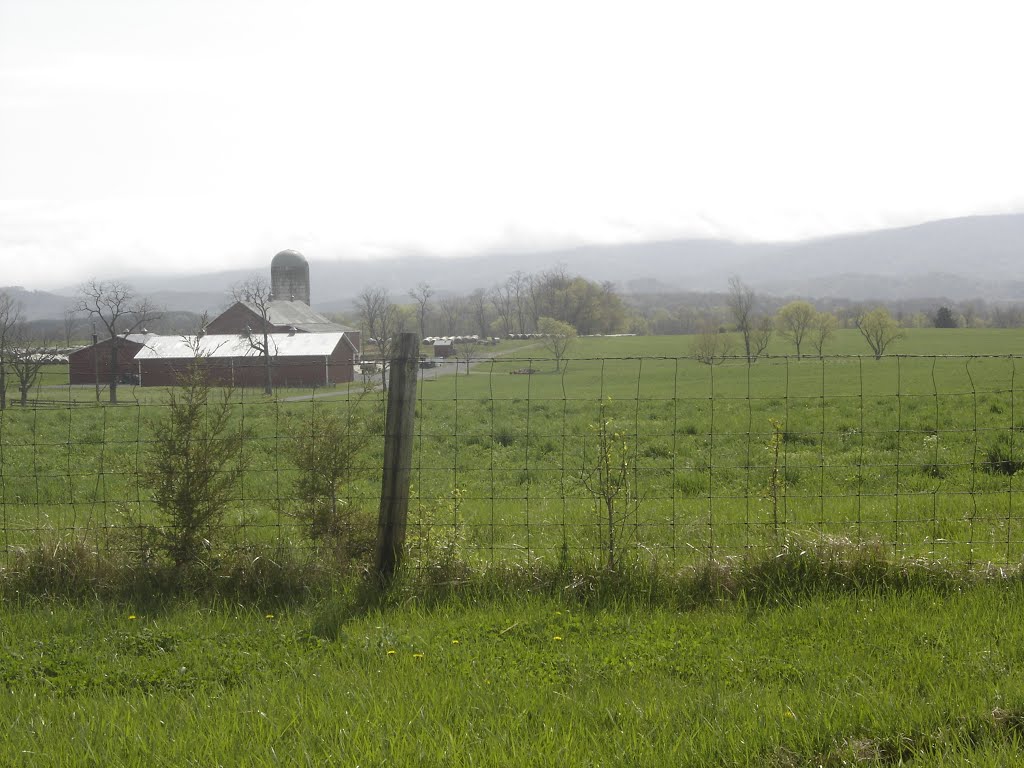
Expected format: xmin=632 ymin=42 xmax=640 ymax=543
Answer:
xmin=374 ymin=332 xmax=420 ymax=584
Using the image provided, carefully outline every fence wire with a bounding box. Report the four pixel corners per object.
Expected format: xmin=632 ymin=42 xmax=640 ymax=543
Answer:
xmin=2 ymin=353 xmax=1024 ymax=570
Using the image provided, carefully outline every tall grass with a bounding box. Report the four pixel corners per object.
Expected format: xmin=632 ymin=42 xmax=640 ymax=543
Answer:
xmin=3 ymin=573 xmax=1024 ymax=765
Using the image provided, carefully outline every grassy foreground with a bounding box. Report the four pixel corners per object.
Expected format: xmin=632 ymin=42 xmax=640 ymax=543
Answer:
xmin=3 ymin=579 xmax=1024 ymax=766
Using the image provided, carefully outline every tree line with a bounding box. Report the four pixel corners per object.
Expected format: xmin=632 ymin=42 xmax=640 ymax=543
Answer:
xmin=349 ymin=267 xmax=633 ymax=350
xmin=346 ymin=268 xmax=1005 ymax=368
xmin=690 ymin=277 xmax=910 ymax=364
xmin=349 ymin=268 xmax=628 ymax=386
xmin=634 ymin=289 xmax=1024 ymax=336
xmin=5 ymin=265 xmax=1023 ymax=408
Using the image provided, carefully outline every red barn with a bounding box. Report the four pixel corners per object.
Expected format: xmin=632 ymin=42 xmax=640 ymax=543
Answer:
xmin=206 ymin=299 xmax=360 ymax=350
xmin=134 ymin=332 xmax=358 ymax=389
xmin=68 ymin=333 xmax=152 ymax=385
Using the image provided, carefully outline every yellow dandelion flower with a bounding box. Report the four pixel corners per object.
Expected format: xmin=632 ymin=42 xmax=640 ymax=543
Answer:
xmin=413 ymin=652 xmax=425 ymax=659
xmin=452 ymin=639 xmax=460 ymax=645
xmin=265 ymin=613 xmax=274 ymax=619
xmin=553 ymin=636 xmax=563 ymax=641
xmin=386 ymin=650 xmax=396 ymax=656
xmin=128 ymin=615 xmax=137 ymax=620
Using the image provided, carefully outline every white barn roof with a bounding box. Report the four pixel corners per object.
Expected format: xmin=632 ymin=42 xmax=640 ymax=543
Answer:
xmin=237 ymin=300 xmax=355 ymax=333
xmin=134 ymin=332 xmax=353 ymax=360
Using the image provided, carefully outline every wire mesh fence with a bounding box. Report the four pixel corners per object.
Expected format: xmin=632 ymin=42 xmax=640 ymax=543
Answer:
xmin=3 ymin=351 xmax=1024 ymax=571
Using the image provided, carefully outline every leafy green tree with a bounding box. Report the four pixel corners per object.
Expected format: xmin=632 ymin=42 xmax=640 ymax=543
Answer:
xmin=855 ymin=307 xmax=904 ymax=359
xmin=526 ymin=269 xmax=627 ymax=335
xmin=776 ymin=300 xmax=817 ymax=358
xmin=537 ymin=317 xmax=577 ymax=371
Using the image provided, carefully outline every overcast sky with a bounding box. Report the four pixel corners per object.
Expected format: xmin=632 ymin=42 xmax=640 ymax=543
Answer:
xmin=2 ymin=0 xmax=1023 ymax=289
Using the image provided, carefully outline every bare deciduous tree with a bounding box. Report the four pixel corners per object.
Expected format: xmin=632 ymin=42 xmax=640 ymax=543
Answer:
xmin=62 ymin=308 xmax=80 ymax=349
xmin=810 ymin=312 xmax=837 ymax=357
xmin=408 ymin=282 xmax=433 ymax=340
xmin=0 ymin=292 xmax=23 ymax=410
xmin=491 ymin=282 xmax=515 ymax=337
xmin=726 ymin=275 xmax=758 ymax=363
xmin=232 ymin=276 xmax=276 ymax=395
xmin=357 ymin=287 xmax=403 ymax=390
xmin=750 ymin=315 xmax=774 ymax=360
xmin=690 ymin=325 xmax=735 ymax=365
xmin=9 ymin=322 xmax=51 ymax=406
xmin=467 ymin=289 xmax=491 ymax=339
xmin=438 ymin=296 xmax=462 ymax=336
xmin=725 ymin=276 xmax=773 ymax=363
xmin=455 ymin=336 xmax=482 ymax=376
xmin=508 ymin=271 xmax=529 ymax=334
xmin=75 ymin=279 xmax=160 ymax=404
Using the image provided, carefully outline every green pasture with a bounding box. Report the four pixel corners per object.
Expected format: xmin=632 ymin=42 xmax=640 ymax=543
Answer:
xmin=3 ymin=583 xmax=1024 ymax=766
xmin=3 ymin=329 xmax=1024 ymax=567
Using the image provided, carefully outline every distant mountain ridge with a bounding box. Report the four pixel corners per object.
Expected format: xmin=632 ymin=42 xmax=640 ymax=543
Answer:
xmin=10 ymin=213 xmax=1024 ymax=320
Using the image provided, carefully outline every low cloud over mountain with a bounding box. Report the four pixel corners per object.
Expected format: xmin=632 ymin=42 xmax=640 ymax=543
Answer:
xmin=9 ymin=213 xmax=1024 ymax=320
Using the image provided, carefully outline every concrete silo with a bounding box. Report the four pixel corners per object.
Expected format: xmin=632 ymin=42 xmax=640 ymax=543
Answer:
xmin=271 ymin=249 xmax=311 ymax=305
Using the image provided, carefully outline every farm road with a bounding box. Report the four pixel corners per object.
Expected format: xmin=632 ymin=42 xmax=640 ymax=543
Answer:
xmin=279 ymin=343 xmax=540 ymax=403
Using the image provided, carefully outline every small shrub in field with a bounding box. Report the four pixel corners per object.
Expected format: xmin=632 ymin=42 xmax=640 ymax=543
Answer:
xmin=575 ymin=397 xmax=637 ymax=570
xmin=762 ymin=419 xmax=786 ymax=534
xmin=408 ymin=488 xmax=467 ymax=580
xmin=982 ymin=435 xmax=1023 ymax=476
xmin=142 ymin=356 xmax=249 ymax=570
xmin=285 ymin=394 xmax=382 ymax=563
xmin=492 ymin=426 xmax=515 ymax=447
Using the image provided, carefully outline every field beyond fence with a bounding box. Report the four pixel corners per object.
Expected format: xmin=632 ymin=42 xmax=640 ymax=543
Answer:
xmin=5 ymin=333 xmax=1024 ymax=575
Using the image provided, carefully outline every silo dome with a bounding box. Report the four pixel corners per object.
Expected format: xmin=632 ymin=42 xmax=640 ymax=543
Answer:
xmin=271 ymin=249 xmax=310 ymax=305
